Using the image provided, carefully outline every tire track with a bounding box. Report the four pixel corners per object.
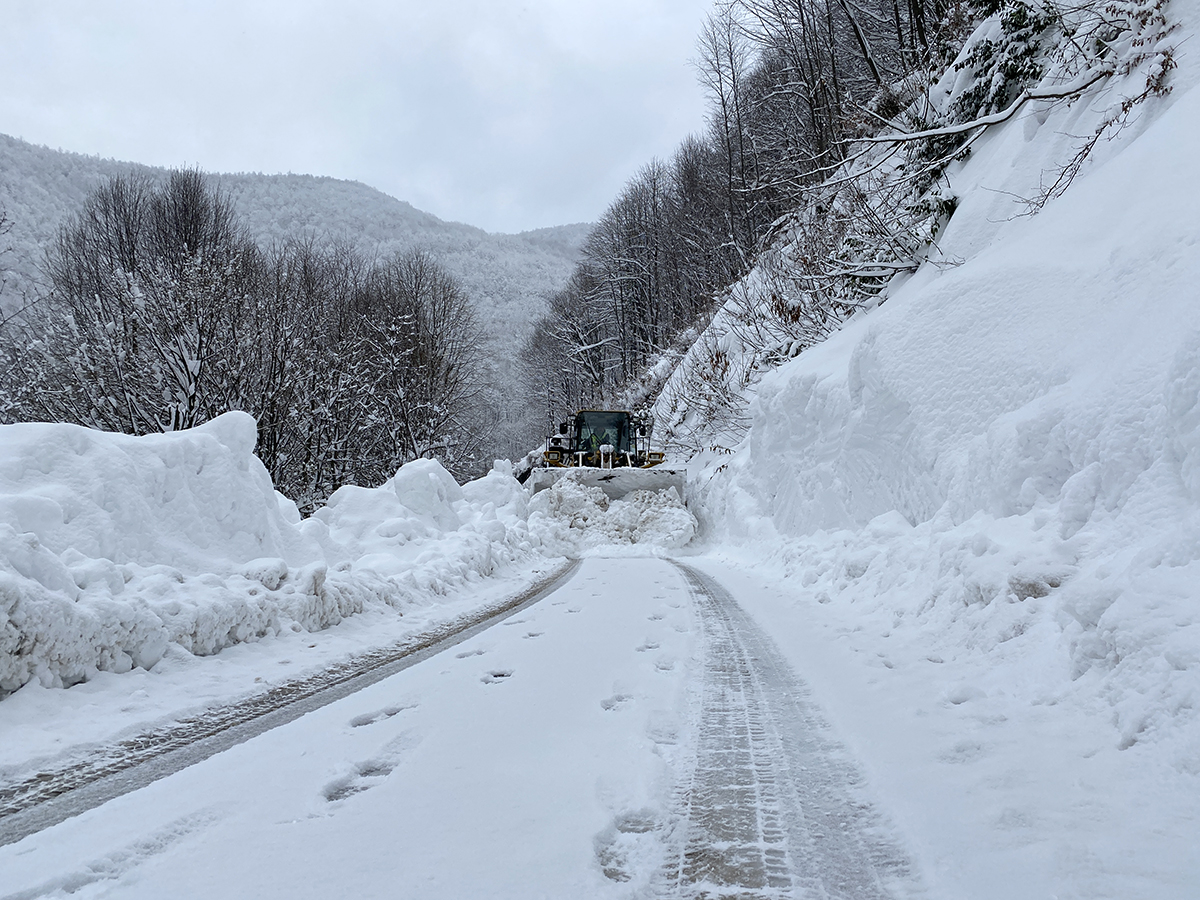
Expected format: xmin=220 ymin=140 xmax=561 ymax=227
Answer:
xmin=0 ymin=560 xmax=579 ymax=847
xmin=660 ymin=561 xmax=922 ymax=899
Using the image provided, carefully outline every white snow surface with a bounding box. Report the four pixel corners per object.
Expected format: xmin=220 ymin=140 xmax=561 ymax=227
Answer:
xmin=0 ymin=412 xmax=543 ymax=694
xmin=3 ymin=14 xmax=1200 ymax=900
xmin=0 ymin=557 xmax=697 ymax=900
xmin=527 ymin=475 xmax=697 ymax=556
xmin=671 ymin=27 xmax=1200 ymax=900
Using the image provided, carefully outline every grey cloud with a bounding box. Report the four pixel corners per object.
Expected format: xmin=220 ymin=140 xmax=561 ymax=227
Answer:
xmin=0 ymin=0 xmax=714 ymax=232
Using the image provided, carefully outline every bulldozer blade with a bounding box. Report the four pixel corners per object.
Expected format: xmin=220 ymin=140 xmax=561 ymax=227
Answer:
xmin=528 ymin=467 xmax=687 ymax=502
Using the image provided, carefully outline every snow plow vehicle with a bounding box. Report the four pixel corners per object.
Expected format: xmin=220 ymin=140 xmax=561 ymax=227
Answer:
xmin=524 ymin=409 xmax=686 ymax=502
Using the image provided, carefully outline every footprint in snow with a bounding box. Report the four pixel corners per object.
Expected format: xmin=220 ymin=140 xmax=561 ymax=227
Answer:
xmin=648 ymin=613 xmax=664 ymax=621
xmin=635 ymin=641 xmax=660 ymax=652
xmin=594 ymin=808 xmax=658 ymax=882
xmin=455 ymin=648 xmax=486 ymax=659
xmin=940 ymin=740 xmax=987 ymax=764
xmin=601 ymin=693 xmax=633 ymax=711
xmin=654 ymin=656 xmax=676 ymax=672
xmin=322 ymin=735 xmax=417 ymax=802
xmin=647 ymin=722 xmax=679 ymax=746
xmin=349 ymin=704 xmax=416 ymax=728
xmin=523 ymin=631 xmax=544 ymax=639
xmin=482 ymin=669 xmax=514 ymax=684
xmin=323 ymin=760 xmax=397 ymax=802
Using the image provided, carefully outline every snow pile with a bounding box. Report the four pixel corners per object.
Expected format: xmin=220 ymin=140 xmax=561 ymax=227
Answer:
xmin=527 ymin=475 xmax=695 ymax=556
xmin=0 ymin=416 xmax=539 ymax=693
xmin=688 ymin=45 xmax=1200 ymax=769
xmin=314 ymin=459 xmax=535 ymax=593
xmin=0 ymin=412 xmax=315 ymax=572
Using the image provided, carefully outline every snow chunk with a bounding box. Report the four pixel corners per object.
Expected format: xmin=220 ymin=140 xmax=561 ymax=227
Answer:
xmin=528 ymin=475 xmax=695 ymax=555
xmin=388 ymin=458 xmax=464 ymax=532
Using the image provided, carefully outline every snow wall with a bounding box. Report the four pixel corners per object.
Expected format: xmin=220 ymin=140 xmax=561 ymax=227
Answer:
xmin=684 ymin=48 xmax=1200 ymax=763
xmin=0 ymin=412 xmax=532 ymax=692
xmin=0 ymin=411 xmax=695 ymax=694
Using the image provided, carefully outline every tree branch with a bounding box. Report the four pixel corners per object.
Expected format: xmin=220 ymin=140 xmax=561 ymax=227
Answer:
xmin=862 ymin=68 xmax=1113 ymax=144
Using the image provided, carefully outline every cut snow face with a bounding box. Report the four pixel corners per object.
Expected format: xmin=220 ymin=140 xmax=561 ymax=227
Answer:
xmin=0 ymin=417 xmax=541 ymax=695
xmin=662 ymin=28 xmax=1200 ymax=900
xmin=527 ymin=474 xmax=696 ymax=556
xmin=692 ymin=79 xmax=1200 ymax=769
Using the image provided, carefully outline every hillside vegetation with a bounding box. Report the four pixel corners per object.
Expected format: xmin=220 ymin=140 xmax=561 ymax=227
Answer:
xmin=524 ymin=0 xmax=1176 ymax=435
xmin=628 ymin=2 xmax=1193 ymax=894
xmin=0 ymin=136 xmax=586 ymax=471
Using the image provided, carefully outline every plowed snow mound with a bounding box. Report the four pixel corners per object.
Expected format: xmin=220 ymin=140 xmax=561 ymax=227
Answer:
xmin=0 ymin=415 xmax=538 ymax=694
xmin=528 ymin=476 xmax=695 ymax=555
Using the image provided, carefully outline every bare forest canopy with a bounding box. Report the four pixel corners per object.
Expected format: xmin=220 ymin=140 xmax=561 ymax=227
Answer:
xmin=521 ymin=0 xmax=1175 ymax=446
xmin=0 ymin=137 xmax=587 ymax=506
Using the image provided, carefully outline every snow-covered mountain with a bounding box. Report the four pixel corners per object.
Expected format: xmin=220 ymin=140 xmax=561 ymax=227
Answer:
xmin=0 ymin=132 xmax=587 ymax=460
xmin=0 ymin=131 xmax=586 ymax=350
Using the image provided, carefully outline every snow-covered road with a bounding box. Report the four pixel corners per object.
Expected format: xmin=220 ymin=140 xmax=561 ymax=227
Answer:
xmin=0 ymin=556 xmax=921 ymax=899
xmin=663 ymin=561 xmax=918 ymax=899
xmin=0 ymin=561 xmax=579 ymax=847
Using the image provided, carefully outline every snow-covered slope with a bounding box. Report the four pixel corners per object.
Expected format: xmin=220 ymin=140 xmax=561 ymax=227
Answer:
xmin=697 ymin=23 xmax=1200 ymax=746
xmin=671 ymin=13 xmax=1200 ymax=898
xmin=0 ymin=132 xmax=585 ymax=349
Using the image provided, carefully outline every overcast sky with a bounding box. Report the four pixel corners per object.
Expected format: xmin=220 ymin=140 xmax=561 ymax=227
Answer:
xmin=1 ymin=0 xmax=716 ymax=233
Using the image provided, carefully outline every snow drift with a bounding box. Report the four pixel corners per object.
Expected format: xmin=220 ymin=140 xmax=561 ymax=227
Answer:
xmin=685 ymin=29 xmax=1200 ymax=767
xmin=527 ymin=474 xmax=696 ymax=556
xmin=0 ymin=413 xmax=539 ymax=693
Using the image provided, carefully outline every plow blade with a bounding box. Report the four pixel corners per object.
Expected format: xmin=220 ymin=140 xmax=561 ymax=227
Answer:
xmin=528 ymin=467 xmax=687 ymax=502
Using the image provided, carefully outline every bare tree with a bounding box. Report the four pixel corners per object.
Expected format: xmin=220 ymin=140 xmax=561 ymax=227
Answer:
xmin=356 ymin=249 xmax=486 ymax=477
xmin=1 ymin=174 xmax=491 ymax=510
xmin=6 ymin=170 xmax=257 ymax=433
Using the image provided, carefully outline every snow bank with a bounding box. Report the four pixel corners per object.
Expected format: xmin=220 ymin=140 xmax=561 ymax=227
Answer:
xmin=315 ymin=459 xmax=535 ymax=592
xmin=0 ymin=417 xmax=540 ymax=693
xmin=0 ymin=405 xmax=695 ymax=695
xmin=527 ymin=474 xmax=696 ymax=556
xmin=692 ymin=59 xmax=1200 ymax=768
xmin=0 ymin=412 xmax=314 ymax=571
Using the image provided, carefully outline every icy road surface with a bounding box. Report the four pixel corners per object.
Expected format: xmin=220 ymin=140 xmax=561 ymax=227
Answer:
xmin=662 ymin=561 xmax=917 ymax=898
xmin=0 ymin=557 xmax=921 ymax=899
xmin=0 ymin=562 xmax=580 ymax=847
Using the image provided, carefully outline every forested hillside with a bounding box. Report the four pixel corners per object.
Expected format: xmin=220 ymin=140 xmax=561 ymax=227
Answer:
xmin=524 ymin=0 xmax=1176 ymax=438
xmin=0 ymin=135 xmax=586 ymax=325
xmin=0 ymin=135 xmax=587 ymax=486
